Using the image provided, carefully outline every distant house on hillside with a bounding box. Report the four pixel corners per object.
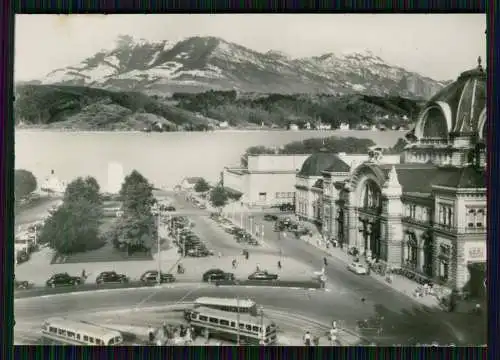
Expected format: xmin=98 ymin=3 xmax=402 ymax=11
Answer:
xmin=219 ymin=121 xmax=229 ymax=128
xmin=289 ymin=123 xmax=299 ymax=131
xmin=339 ymin=123 xmax=350 ymax=131
xmin=316 ymin=123 xmax=332 ymax=130
xmin=180 ymin=177 xmax=203 ymax=190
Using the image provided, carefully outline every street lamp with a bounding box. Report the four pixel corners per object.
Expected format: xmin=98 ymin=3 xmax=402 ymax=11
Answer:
xmin=151 ymin=203 xmax=162 ymax=286
xmin=259 ymin=305 xmax=265 ymax=345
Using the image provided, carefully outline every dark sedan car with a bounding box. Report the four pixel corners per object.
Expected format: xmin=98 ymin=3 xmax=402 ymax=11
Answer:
xmin=263 ymin=214 xmax=278 ymax=221
xmin=202 ymin=269 xmax=235 ymax=282
xmin=46 ymin=273 xmax=82 ymax=288
xmin=96 ymin=271 xmax=129 ymax=285
xmin=140 ymin=270 xmax=176 ymax=285
xmin=248 ymin=271 xmax=279 ymax=281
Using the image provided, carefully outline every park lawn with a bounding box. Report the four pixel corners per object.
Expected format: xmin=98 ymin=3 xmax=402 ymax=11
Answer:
xmin=55 ymin=217 xmax=161 ymax=264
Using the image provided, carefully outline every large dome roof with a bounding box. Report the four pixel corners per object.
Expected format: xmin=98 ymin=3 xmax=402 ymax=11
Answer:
xmin=298 ymin=153 xmax=350 ymax=177
xmin=414 ymin=58 xmax=486 ymax=140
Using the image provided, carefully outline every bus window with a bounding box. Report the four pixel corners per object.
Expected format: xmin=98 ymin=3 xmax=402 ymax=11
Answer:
xmin=96 ymin=339 xmax=102 ymax=345
xmin=246 ymin=325 xmax=252 ymax=331
xmin=209 ymin=317 xmax=218 ymax=324
xmin=191 ymin=313 xmax=198 ymax=320
xmin=199 ymin=315 xmax=208 ymax=322
xmin=67 ymin=331 xmax=75 ymax=338
xmin=239 ymin=323 xmax=245 ymax=330
xmin=76 ymin=334 xmax=81 ymax=340
xmin=49 ymin=327 xmax=57 ymax=333
xmin=252 ymin=326 xmax=259 ymax=333
xmin=83 ymin=335 xmax=89 ymax=341
xmin=220 ymin=320 xmax=229 ymax=326
xmin=108 ymin=338 xmax=114 ymax=345
xmin=230 ymin=322 xmax=235 ymax=328
xmin=58 ymin=329 xmax=67 ymax=336
xmin=115 ymin=336 xmax=122 ymax=344
xmin=89 ymin=337 xmax=94 ymax=344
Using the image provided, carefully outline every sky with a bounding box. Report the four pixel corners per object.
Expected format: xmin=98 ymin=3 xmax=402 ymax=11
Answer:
xmin=15 ymin=14 xmax=486 ymax=82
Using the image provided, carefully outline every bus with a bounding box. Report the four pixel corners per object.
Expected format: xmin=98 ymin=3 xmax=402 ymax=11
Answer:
xmin=186 ymin=306 xmax=277 ymax=345
xmin=40 ymin=317 xmax=123 ymax=346
xmin=193 ymin=297 xmax=258 ymax=315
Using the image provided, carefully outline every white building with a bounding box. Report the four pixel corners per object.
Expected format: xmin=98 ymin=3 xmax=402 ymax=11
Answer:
xmin=180 ymin=177 xmax=204 ymax=191
xmin=40 ymin=170 xmax=66 ymax=194
xmin=223 ymin=154 xmax=310 ymax=207
xmin=339 ymin=123 xmax=350 ymax=131
xmin=107 ymin=162 xmax=124 ymax=194
xmin=289 ymin=124 xmax=299 ymax=131
xmin=219 ymin=121 xmax=229 ymax=128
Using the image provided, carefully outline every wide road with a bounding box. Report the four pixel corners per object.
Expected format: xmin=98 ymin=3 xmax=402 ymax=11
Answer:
xmin=14 ymin=285 xmax=457 ymax=346
xmin=156 ymin=192 xmax=484 ymax=345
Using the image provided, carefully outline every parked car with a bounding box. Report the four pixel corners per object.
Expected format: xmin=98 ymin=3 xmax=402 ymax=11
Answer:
xmin=140 ymin=270 xmax=176 ymax=285
xmin=16 ymin=250 xmax=30 ymax=265
xmin=96 ymin=271 xmax=129 ymax=285
xmin=347 ymin=262 xmax=367 ymax=275
xmin=199 ymin=204 xmax=207 ymax=210
xmin=202 ymin=269 xmax=235 ymax=282
xmin=15 ymin=278 xmax=32 ymax=290
xmin=248 ymin=271 xmax=279 ymax=281
xmin=263 ymin=214 xmax=278 ymax=221
xmin=187 ymin=248 xmax=213 ymax=257
xmin=46 ymin=273 xmax=82 ymax=288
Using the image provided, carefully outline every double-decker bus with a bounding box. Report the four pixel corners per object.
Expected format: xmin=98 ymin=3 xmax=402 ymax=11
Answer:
xmin=186 ymin=306 xmax=277 ymax=345
xmin=40 ymin=317 xmax=123 ymax=346
xmin=192 ymin=297 xmax=258 ymax=315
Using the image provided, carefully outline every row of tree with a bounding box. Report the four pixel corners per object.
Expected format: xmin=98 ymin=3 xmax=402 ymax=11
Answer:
xmin=39 ymin=177 xmax=104 ymax=254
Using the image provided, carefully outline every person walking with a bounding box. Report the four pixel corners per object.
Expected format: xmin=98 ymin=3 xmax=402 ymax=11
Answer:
xmin=277 ymin=260 xmax=282 ymax=270
xmin=232 ymin=259 xmax=237 ymax=269
xmin=303 ymin=331 xmax=312 ymax=346
xmin=323 ymin=257 xmax=328 ymax=267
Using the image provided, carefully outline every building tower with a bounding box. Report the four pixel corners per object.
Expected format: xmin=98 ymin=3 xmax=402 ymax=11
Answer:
xmin=107 ymin=162 xmax=124 ymax=194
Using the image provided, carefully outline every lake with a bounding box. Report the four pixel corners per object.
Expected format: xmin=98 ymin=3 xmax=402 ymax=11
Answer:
xmin=15 ymin=129 xmax=404 ymax=190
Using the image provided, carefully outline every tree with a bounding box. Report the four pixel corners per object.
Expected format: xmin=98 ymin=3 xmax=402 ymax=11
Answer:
xmin=109 ymin=212 xmax=157 ymax=253
xmin=120 ymin=170 xmax=155 ymax=213
xmin=240 ymin=146 xmax=277 ymax=167
xmin=64 ymin=176 xmax=102 ymax=206
xmin=39 ymin=199 xmax=103 ymax=254
xmin=209 ymin=186 xmax=229 ymax=213
xmin=194 ymin=178 xmax=210 ymax=193
xmin=14 ymin=169 xmax=37 ymax=199
xmin=387 ymin=138 xmax=408 ymax=154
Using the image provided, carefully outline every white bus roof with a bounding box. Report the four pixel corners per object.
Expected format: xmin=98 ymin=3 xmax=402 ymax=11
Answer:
xmin=44 ymin=317 xmax=122 ymax=340
xmin=195 ymin=297 xmax=256 ymax=308
xmin=194 ymin=306 xmax=274 ymax=327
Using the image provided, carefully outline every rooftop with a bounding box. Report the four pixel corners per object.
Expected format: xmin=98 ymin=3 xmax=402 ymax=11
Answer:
xmin=299 ymin=153 xmax=350 ymax=177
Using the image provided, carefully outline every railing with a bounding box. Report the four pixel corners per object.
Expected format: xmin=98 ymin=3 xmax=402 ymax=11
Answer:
xmin=402 ymin=216 xmax=432 ymax=227
xmin=464 ymin=226 xmax=487 ymax=234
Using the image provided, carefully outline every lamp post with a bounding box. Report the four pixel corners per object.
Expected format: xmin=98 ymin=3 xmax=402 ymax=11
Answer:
xmin=249 ymin=216 xmax=254 ymax=236
xmin=240 ymin=212 xmax=243 ymax=229
xmin=151 ymin=203 xmax=162 ymax=286
xmin=259 ymin=305 xmax=265 ymax=345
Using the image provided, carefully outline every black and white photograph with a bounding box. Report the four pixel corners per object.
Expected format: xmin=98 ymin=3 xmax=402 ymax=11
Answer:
xmin=14 ymin=14 xmax=486 ymax=346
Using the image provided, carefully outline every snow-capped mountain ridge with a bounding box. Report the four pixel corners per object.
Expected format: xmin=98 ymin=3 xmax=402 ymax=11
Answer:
xmin=40 ymin=36 xmax=446 ymax=98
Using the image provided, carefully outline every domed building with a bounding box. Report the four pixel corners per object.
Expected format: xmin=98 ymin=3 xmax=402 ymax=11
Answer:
xmin=319 ymin=59 xmax=486 ymax=296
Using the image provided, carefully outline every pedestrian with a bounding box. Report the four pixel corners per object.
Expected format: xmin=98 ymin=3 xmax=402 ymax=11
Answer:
xmin=277 ymin=260 xmax=282 ymax=270
xmin=245 ymin=251 xmax=249 ymax=260
xmin=218 ymin=251 xmax=222 ymax=258
xmin=303 ymin=331 xmax=311 ymax=346
xmin=232 ymin=259 xmax=237 ymax=269
xmin=326 ymin=242 xmax=330 ymax=250
xmin=323 ymin=257 xmax=328 ymax=267
xmin=361 ymin=297 xmax=366 ymax=303
xmin=148 ymin=325 xmax=155 ymax=343
xmin=256 ymin=264 xmax=260 ymax=272
xmin=329 ymin=327 xmax=338 ymax=345
xmin=81 ymin=269 xmax=86 ymax=280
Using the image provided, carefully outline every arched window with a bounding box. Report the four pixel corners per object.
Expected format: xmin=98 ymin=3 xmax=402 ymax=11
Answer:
xmin=361 ymin=180 xmax=381 ymax=209
xmin=422 ymin=107 xmax=448 ymax=138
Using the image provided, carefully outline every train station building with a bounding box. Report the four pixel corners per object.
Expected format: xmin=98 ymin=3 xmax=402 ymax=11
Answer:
xmin=296 ymin=60 xmax=486 ymax=295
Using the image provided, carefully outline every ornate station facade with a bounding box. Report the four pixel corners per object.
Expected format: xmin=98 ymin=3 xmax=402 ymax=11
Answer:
xmin=296 ymin=60 xmax=486 ymax=294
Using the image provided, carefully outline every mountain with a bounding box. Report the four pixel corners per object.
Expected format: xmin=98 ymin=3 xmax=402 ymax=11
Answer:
xmin=38 ymin=36 xmax=445 ymax=98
